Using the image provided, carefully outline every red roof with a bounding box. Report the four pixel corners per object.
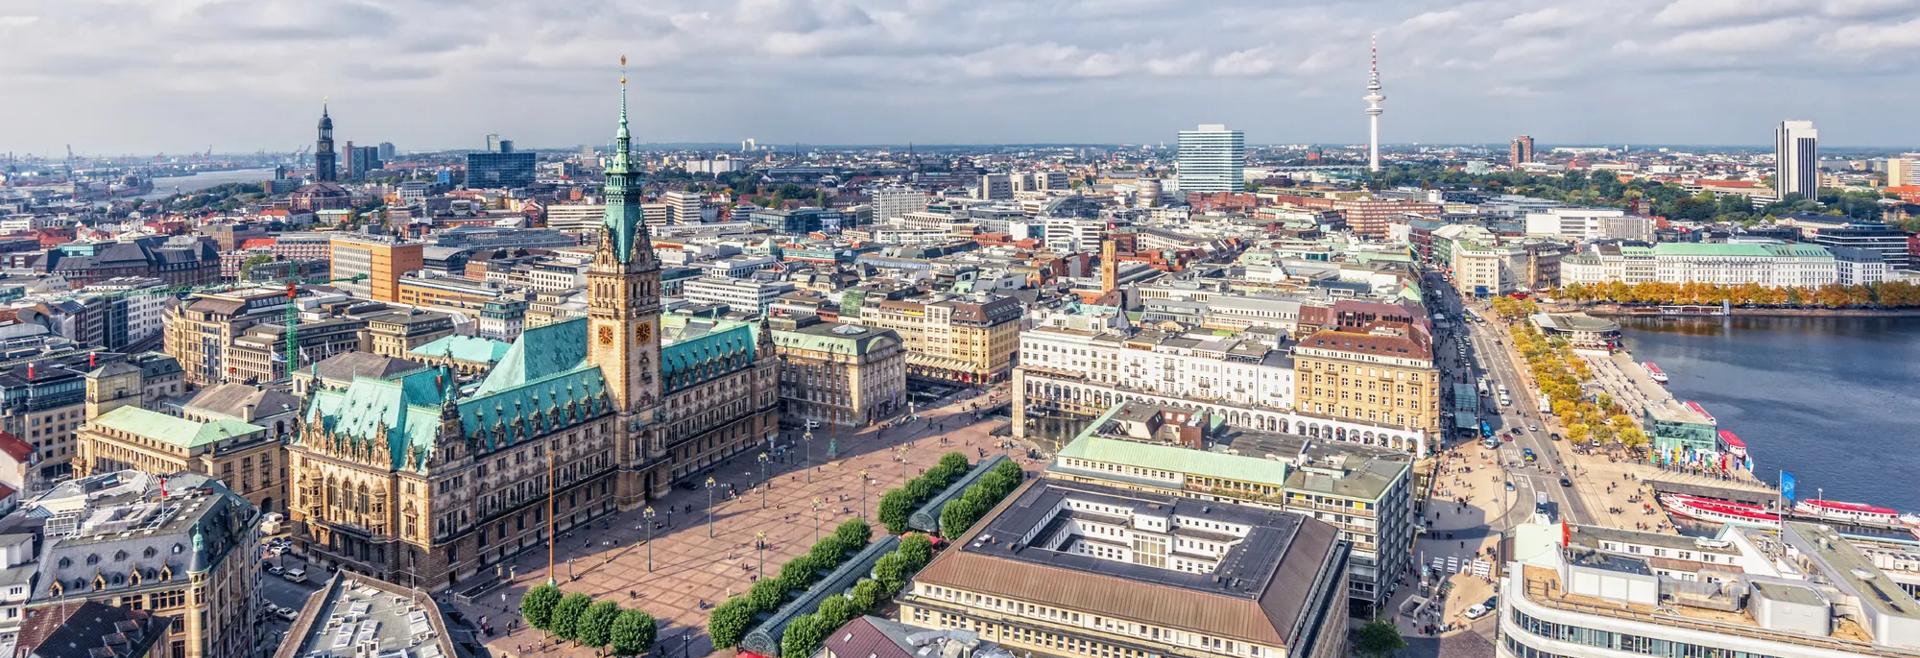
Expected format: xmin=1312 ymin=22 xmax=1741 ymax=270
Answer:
xmin=1801 ymin=499 xmax=1898 ymax=515
xmin=240 ymin=237 xmax=278 ymax=250
xmin=0 ymin=431 xmax=30 ymax=462
xmin=1700 ymin=179 xmax=1760 ymax=188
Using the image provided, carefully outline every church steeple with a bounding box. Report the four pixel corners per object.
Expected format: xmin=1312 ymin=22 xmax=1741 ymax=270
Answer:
xmin=600 ymin=56 xmax=653 ymax=267
xmin=314 ymin=99 xmax=337 ymax=183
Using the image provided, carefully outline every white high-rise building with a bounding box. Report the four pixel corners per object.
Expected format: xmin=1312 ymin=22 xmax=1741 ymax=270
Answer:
xmin=1176 ymin=123 xmax=1245 ymax=193
xmin=869 ymin=186 xmax=929 ymax=225
xmin=1775 ymin=120 xmax=1819 ymax=200
xmin=1364 ymin=34 xmax=1385 ymax=173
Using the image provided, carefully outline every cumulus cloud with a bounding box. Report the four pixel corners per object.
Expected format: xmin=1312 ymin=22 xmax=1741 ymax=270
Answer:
xmin=0 ymin=0 xmax=1916 ymax=151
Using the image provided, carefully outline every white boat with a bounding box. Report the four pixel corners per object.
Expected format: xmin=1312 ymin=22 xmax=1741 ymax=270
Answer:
xmin=1794 ymin=499 xmax=1902 ymax=526
xmin=1660 ymin=493 xmax=1780 ymax=529
xmin=1643 ymin=361 xmax=1669 ymax=384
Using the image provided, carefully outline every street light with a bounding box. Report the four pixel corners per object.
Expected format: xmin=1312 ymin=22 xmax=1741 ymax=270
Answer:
xmin=859 ymin=469 xmax=870 ymax=519
xmin=705 ymin=476 xmax=718 ymax=539
xmin=643 ymin=506 xmax=656 ymax=572
xmin=810 ymin=497 xmax=822 ymax=544
xmin=755 ymin=531 xmax=766 ymax=579
xmin=802 ymin=428 xmax=814 ymax=483
xmin=758 ymin=452 xmax=771 ymax=510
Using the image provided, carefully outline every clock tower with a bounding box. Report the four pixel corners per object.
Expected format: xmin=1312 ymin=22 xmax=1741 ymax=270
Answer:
xmin=586 ymin=60 xmax=666 ymax=502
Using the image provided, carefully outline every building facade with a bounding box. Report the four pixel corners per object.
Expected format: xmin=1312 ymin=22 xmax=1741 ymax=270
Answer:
xmin=1292 ymin=322 xmax=1441 ymax=435
xmin=329 ymin=234 xmax=424 ymax=302
xmin=769 ymin=317 xmax=906 ymax=428
xmin=857 ymin=294 xmax=1021 ymax=384
xmin=287 ymin=81 xmax=779 ymax=586
xmin=1775 ymin=120 xmax=1820 ymax=200
xmin=1177 ymin=124 xmax=1245 ymax=194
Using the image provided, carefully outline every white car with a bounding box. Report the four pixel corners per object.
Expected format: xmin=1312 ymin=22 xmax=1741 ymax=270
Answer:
xmin=276 ymin=607 xmax=299 ymax=621
xmin=1464 ymin=603 xmax=1490 ymax=619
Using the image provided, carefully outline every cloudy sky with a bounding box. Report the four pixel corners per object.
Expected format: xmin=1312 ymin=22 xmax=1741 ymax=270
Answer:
xmin=2 ymin=0 xmax=1918 ymax=155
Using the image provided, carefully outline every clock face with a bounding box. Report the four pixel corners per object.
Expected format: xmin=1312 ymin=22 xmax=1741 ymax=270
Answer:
xmin=636 ymin=322 xmax=652 ymax=342
xmin=598 ymin=325 xmax=614 ymax=346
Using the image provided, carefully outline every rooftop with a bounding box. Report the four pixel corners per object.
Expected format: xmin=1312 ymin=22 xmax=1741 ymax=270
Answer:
xmin=275 ymin=572 xmax=470 ymax=658
xmin=90 ymin=406 xmax=266 ymax=450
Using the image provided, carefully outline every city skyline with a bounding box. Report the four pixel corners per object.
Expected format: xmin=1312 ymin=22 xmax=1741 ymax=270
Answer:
xmin=2 ymin=0 xmax=1919 ymax=154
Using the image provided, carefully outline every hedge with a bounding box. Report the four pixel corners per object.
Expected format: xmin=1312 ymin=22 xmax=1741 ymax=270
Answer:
xmin=938 ymin=460 xmax=1025 ymax=538
xmin=778 ymin=533 xmax=937 ymax=658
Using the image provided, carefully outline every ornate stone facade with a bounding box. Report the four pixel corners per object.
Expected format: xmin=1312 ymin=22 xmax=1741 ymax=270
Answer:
xmin=287 ymin=74 xmax=778 ymax=586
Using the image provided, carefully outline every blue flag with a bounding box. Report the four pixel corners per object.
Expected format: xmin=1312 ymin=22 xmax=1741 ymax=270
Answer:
xmin=1781 ymin=471 xmax=1797 ymax=503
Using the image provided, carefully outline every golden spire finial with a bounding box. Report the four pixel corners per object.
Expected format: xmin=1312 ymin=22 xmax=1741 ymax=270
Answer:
xmin=619 ymin=54 xmax=628 ymax=85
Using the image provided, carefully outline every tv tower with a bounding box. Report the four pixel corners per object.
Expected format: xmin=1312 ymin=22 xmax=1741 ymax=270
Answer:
xmin=1364 ymin=34 xmax=1385 ymax=173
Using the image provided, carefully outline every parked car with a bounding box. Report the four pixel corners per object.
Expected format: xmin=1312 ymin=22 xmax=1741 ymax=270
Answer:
xmin=1549 ymin=432 xmax=1562 ymax=441
xmin=1464 ymin=603 xmax=1491 ymax=619
xmin=281 ymin=568 xmax=307 ymax=583
xmin=276 ymin=607 xmax=299 ymax=621
xmin=267 ymin=565 xmax=285 ymax=576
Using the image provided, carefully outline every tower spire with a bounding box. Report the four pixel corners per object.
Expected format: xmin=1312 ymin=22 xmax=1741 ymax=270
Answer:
xmin=1363 ymin=33 xmax=1385 ymax=174
xmin=599 ymin=55 xmax=652 ymax=267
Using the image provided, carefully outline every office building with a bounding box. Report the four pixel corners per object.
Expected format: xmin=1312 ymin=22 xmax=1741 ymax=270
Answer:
xmin=871 ymin=187 xmax=929 ymax=225
xmin=1524 ymin=208 xmax=1652 ymax=243
xmin=1887 ymin=156 xmax=1919 ymax=187
xmin=1048 ymin=400 xmax=1415 ymax=617
xmin=900 ymin=477 xmax=1350 ymax=658
xmin=1775 ymin=120 xmax=1820 ymax=200
xmin=484 ymin=133 xmax=503 ymax=153
xmin=163 ymin=288 xmax=296 ymax=385
xmin=1653 ymin=242 xmax=1837 ymax=288
xmin=1335 ymin=198 xmax=1441 ymax=240
xmin=1499 ymin=519 xmax=1920 ymax=658
xmin=769 ymin=315 xmax=907 ymax=428
xmin=978 ymin=173 xmax=1013 ymax=200
xmin=662 ymin=190 xmax=706 ymax=225
xmin=855 ymin=294 xmax=1022 ymax=384
xmin=545 ymin=202 xmax=606 ymax=234
xmin=273 ymin=572 xmax=468 ymax=658
xmin=1292 ymin=321 xmax=1440 ymax=435
xmin=682 ymin=275 xmax=796 ymax=315
xmin=464 ymin=151 xmax=536 ymax=189
xmin=1016 ymin=325 xmax=1295 ymax=411
xmin=22 ymin=471 xmax=260 ymax=658
xmin=329 ymin=233 xmax=424 ymax=303
xmin=1177 ymin=124 xmax=1246 ymax=193
xmin=1510 ymin=135 xmax=1535 ymax=166
xmin=75 ymin=402 xmax=284 ymax=514
xmin=377 ymin=141 xmax=396 ymax=160
xmin=343 ymin=142 xmax=380 ymax=180
xmin=361 ymin=309 xmax=455 ymax=358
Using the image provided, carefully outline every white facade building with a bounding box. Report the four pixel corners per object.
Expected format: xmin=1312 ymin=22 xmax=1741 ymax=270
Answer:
xmin=1651 ymin=243 xmax=1836 ymax=288
xmin=1018 ymin=326 xmax=1294 ymax=411
xmin=869 ymin=186 xmax=929 ymax=226
xmin=1176 ymin=124 xmax=1245 ymax=193
xmin=1524 ymin=208 xmax=1654 ymax=243
xmin=1775 ymin=120 xmax=1820 ymax=200
xmin=681 ymin=275 xmax=795 ymax=314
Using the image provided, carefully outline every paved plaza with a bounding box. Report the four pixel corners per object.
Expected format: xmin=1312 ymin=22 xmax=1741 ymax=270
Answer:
xmin=466 ymin=385 xmax=1045 ymax=658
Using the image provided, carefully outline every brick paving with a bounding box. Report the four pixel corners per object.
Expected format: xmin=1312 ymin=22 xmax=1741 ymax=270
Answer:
xmin=465 ymin=385 xmax=1045 ymax=658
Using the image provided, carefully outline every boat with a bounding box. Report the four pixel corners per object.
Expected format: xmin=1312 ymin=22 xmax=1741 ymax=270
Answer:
xmin=1684 ymin=400 xmax=1715 ymax=424
xmin=1660 ymin=493 xmax=1780 ymax=528
xmin=1716 ymin=430 xmax=1747 ymax=459
xmin=1795 ymin=499 xmax=1902 ymax=526
xmin=1643 ymin=361 xmax=1669 ymax=384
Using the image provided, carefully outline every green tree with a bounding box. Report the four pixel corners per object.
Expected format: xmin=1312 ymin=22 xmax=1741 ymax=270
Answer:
xmin=747 ymin=577 xmax=784 ymax=613
xmin=848 ymin=578 xmax=885 ymax=613
xmin=780 ymin=613 xmax=829 ymax=658
xmin=238 ymin=253 xmax=275 ymax=280
xmin=549 ymin=592 xmax=593 ymax=641
xmin=872 ymin=551 xmax=909 ymax=592
xmin=707 ymin=598 xmax=754 ymax=649
xmin=878 ymin=489 xmax=914 ymax=534
xmin=815 ymin=595 xmax=856 ymax=629
xmin=610 ymin=609 xmax=656 ymax=656
xmin=577 ymin=600 xmax=621 ymax=648
xmin=898 ymin=533 xmax=933 ymax=569
xmin=1354 ymin=618 xmax=1408 ymax=658
xmin=519 ymin=583 xmax=562 ymax=631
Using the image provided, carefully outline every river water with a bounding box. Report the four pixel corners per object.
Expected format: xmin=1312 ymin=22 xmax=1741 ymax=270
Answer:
xmin=134 ymin=168 xmax=278 ymax=200
xmin=1617 ymin=316 xmax=1920 ymax=512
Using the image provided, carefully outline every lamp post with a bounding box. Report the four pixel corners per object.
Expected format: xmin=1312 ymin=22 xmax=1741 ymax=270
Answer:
xmin=810 ymin=497 xmax=822 ymax=544
xmin=643 ymin=506 xmax=656 ymax=572
xmin=758 ymin=452 xmax=770 ymax=509
xmin=755 ymin=531 xmax=766 ymax=579
xmin=802 ymin=427 xmax=814 ymax=483
xmin=545 ymin=443 xmax=556 ymax=586
xmin=859 ymin=469 xmax=870 ymax=520
xmin=705 ymin=476 xmax=717 ymax=539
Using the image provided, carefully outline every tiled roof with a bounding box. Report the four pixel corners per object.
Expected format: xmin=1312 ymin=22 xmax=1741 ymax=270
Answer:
xmin=0 ymin=431 xmax=32 ymax=462
xmin=660 ymin=318 xmax=758 ymax=393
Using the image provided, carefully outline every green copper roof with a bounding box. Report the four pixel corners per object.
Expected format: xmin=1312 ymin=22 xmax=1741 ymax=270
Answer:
xmin=411 ymin=334 xmax=512 ymax=365
xmin=661 ymin=317 xmax=758 ymax=393
xmin=93 ymin=407 xmax=264 ymax=450
xmin=305 ymin=366 xmax=453 ymax=470
xmin=1652 ymin=242 xmax=1832 ymax=258
xmin=476 ymin=319 xmax=588 ymax=395
xmin=1057 ymin=434 xmax=1291 ymax=488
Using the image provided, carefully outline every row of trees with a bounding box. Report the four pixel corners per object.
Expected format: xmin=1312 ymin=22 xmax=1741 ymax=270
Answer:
xmin=1558 ymin=281 xmax=1920 ymax=309
xmin=777 ymin=534 xmax=937 ymax=658
xmin=1489 ymin=298 xmax=1649 ymax=450
xmin=1368 ymin=165 xmax=1903 ymax=226
xmin=708 ymin=518 xmax=873 ymax=648
xmin=877 ymin=452 xmax=970 ymax=534
xmin=518 ymin=584 xmax=657 ymax=655
xmin=938 ymin=460 xmax=1026 ymax=538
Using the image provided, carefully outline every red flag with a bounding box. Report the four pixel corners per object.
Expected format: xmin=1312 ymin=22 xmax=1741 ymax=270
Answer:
xmin=1561 ymin=520 xmax=1570 ymax=547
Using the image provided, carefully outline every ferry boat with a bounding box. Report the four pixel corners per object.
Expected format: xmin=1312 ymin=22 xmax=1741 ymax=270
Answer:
xmin=1716 ymin=430 xmax=1747 ymax=459
xmin=1794 ymin=499 xmax=1902 ymax=526
xmin=1659 ymin=493 xmax=1780 ymax=528
xmin=1642 ymin=361 xmax=1669 ymax=384
xmin=1684 ymin=400 xmax=1715 ymax=424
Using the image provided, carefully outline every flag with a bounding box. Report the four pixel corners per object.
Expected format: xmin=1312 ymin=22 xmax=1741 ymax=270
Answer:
xmin=1781 ymin=471 xmax=1797 ymax=503
xmin=1561 ymin=519 xmax=1570 ymax=547
xmin=1744 ymin=456 xmax=1754 ymax=471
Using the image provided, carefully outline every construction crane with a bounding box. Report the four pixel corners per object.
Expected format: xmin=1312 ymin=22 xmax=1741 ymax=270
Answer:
xmin=280 ymin=273 xmax=368 ymax=374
